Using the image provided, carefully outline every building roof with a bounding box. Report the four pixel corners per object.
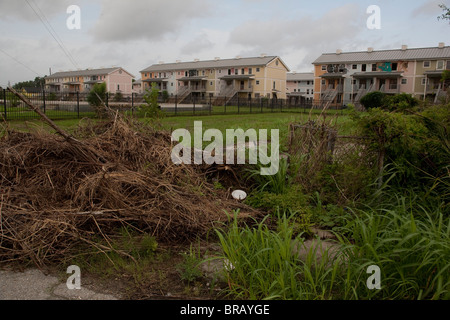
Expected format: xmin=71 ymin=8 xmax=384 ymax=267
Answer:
xmin=313 ymin=45 xmax=450 ymax=65
xmin=141 ymin=56 xmax=288 ymax=73
xmin=287 ymin=72 xmax=314 ymax=81
xmin=46 ymin=67 xmax=134 ymax=79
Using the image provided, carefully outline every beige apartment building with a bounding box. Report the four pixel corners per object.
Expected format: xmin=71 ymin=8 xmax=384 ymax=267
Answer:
xmin=140 ymin=55 xmax=290 ymax=103
xmin=45 ymin=67 xmax=135 ymax=94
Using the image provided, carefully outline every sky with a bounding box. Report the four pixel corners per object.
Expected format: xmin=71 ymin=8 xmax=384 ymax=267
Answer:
xmin=0 ymin=0 xmax=449 ymax=86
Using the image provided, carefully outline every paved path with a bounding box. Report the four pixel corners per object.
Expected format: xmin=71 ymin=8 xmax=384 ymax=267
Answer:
xmin=0 ymin=269 xmax=119 ymax=300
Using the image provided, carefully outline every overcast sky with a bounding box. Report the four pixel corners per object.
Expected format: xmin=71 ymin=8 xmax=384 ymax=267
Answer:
xmin=0 ymin=0 xmax=448 ymax=86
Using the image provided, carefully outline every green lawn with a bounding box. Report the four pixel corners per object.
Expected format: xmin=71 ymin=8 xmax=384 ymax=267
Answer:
xmin=3 ymin=110 xmax=356 ymax=150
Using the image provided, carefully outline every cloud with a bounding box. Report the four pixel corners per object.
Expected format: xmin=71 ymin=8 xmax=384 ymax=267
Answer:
xmin=411 ymin=0 xmax=442 ymax=17
xmin=180 ymin=33 xmax=214 ymax=55
xmin=92 ymin=0 xmax=211 ymax=42
xmin=228 ymin=3 xmax=367 ymax=69
xmin=0 ymin=0 xmax=72 ymax=21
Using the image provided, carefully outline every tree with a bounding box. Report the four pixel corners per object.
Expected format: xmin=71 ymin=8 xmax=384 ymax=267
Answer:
xmin=437 ymin=4 xmax=450 ymax=22
xmin=86 ymin=82 xmax=108 ymax=118
xmin=13 ymin=76 xmax=46 ymax=90
xmin=139 ymin=83 xmax=164 ymax=119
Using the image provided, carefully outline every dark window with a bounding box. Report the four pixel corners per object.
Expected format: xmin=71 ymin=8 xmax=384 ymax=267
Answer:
xmin=352 ymin=64 xmax=357 ymax=69
xmin=392 ymin=63 xmax=398 ymax=71
xmin=372 ymin=64 xmax=377 ymax=71
xmin=362 ymin=64 xmax=367 ymax=72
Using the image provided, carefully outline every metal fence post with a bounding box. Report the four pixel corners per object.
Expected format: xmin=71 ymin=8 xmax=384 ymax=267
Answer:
xmin=175 ymin=95 xmax=178 ymax=115
xmin=77 ymin=91 xmax=80 ymax=119
xmin=106 ymin=92 xmax=109 ymax=107
xmin=237 ymin=95 xmax=240 ymax=114
xmin=3 ymin=89 xmax=7 ymax=121
xmin=42 ymin=89 xmax=46 ymax=114
xmin=209 ymin=95 xmax=212 ymax=116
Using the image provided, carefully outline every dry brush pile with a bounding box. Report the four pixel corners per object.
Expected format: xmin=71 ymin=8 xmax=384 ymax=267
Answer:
xmin=0 ymin=115 xmax=259 ymax=267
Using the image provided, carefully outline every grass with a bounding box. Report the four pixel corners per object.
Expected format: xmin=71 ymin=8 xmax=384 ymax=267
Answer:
xmin=214 ymin=196 xmax=449 ymax=300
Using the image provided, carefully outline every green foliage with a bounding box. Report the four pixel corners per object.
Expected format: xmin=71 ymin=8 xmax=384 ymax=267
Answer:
xmin=13 ymin=76 xmax=45 ymax=90
xmin=71 ymin=227 xmax=158 ymax=281
xmin=87 ymin=82 xmax=107 ymax=107
xmin=245 ymin=185 xmax=308 ymax=213
xmin=215 ymin=210 xmax=311 ymax=299
xmin=245 ymin=157 xmax=291 ymax=194
xmin=351 ymin=107 xmax=442 ymax=188
xmin=139 ymin=83 xmax=164 ymax=119
xmin=437 ymin=3 xmax=450 ymax=22
xmin=113 ymin=91 xmax=123 ymax=102
xmin=360 ymin=91 xmax=386 ymax=110
xmin=337 ymin=195 xmax=450 ymax=300
xmin=87 ymin=82 xmax=108 ymax=118
xmin=383 ymin=93 xmax=420 ymax=112
xmin=47 ymin=92 xmax=57 ymax=101
xmin=162 ymin=90 xmax=169 ymax=102
xmin=176 ymin=244 xmax=203 ymax=283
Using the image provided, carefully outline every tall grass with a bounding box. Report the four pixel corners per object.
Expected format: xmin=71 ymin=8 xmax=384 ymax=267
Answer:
xmin=338 ymin=196 xmax=450 ymax=300
xmin=215 ymin=193 xmax=449 ymax=300
xmin=215 ymin=210 xmax=344 ymax=300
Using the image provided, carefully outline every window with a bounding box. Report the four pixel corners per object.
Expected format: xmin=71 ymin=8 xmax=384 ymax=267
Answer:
xmin=437 ymin=61 xmax=444 ymax=70
xmin=401 ymin=79 xmax=407 ymax=85
xmin=241 ymin=69 xmax=245 ymax=75
xmin=423 ymin=61 xmax=431 ymax=68
xmin=256 ymin=80 xmax=260 ymax=85
xmin=372 ymin=64 xmax=377 ymax=71
xmin=352 ymin=64 xmax=357 ymax=70
xmin=311 ymin=90 xmax=314 ymax=94
xmin=117 ymin=85 xmax=120 ymax=91
xmin=276 ymin=60 xmax=279 ymax=66
xmin=273 ymin=81 xmax=276 ymax=89
xmin=447 ymin=61 xmax=450 ymax=70
xmin=171 ymin=83 xmax=174 ymax=87
xmin=307 ymin=89 xmax=310 ymax=94
xmin=210 ymin=81 xmax=213 ymax=86
xmin=307 ymin=81 xmax=310 ymax=85
xmin=362 ymin=64 xmax=367 ymax=72
xmin=256 ymin=67 xmax=260 ymax=72
xmin=249 ymin=68 xmax=253 ymax=74
xmin=421 ymin=78 xmax=429 ymax=85
xmin=294 ymin=89 xmax=297 ymax=92
xmin=321 ymin=65 xmax=327 ymax=71
xmin=392 ymin=63 xmax=398 ymax=71
xmin=235 ymin=69 xmax=238 ymax=75
xmin=321 ymin=80 xmax=326 ymax=85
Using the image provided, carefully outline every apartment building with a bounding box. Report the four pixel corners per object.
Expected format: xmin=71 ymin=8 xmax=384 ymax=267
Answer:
xmin=312 ymin=43 xmax=450 ymax=107
xmin=45 ymin=67 xmax=135 ymax=94
xmin=286 ymin=72 xmax=314 ymax=104
xmin=140 ymin=55 xmax=290 ymax=102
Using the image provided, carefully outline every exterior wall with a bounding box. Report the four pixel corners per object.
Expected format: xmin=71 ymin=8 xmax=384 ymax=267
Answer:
xmin=139 ymin=57 xmax=289 ymax=99
xmin=265 ymin=58 xmax=288 ymax=99
xmin=107 ymin=69 xmax=133 ymax=94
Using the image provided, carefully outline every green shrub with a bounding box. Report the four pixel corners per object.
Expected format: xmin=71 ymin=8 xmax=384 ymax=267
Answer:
xmin=360 ymin=91 xmax=386 ymax=110
xmin=245 ymin=185 xmax=308 ymax=213
xmin=139 ymin=83 xmax=164 ymax=119
xmin=87 ymin=82 xmax=108 ymax=118
xmin=383 ymin=93 xmax=420 ymax=112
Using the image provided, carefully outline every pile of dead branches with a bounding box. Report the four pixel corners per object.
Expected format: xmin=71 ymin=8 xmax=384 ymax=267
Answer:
xmin=0 ymin=114 xmax=258 ymax=267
